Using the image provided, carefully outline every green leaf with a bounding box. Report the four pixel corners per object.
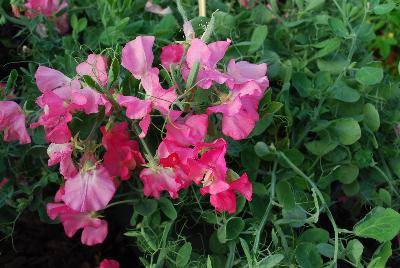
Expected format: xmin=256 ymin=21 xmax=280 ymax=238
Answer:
xmin=295 ymin=242 xmax=322 ymax=268
xmin=70 ymin=14 xmax=78 ymax=29
xmin=342 ymin=180 xmax=360 ymax=196
xmin=305 ymin=137 xmax=338 ymax=156
xmin=217 ymin=217 xmax=244 ymax=243
xmin=353 ymin=207 xmax=400 ymax=242
xmin=78 ymin=18 xmax=87 ymax=32
xmin=367 ymin=241 xmax=391 ymax=268
xmin=346 ymin=239 xmax=363 ymax=267
xmin=159 ymin=197 xmax=177 ymax=220
xmin=248 ymin=25 xmax=268 ymax=53
xmin=251 ymin=4 xmax=273 ymax=24
xmin=292 ymin=72 xmax=312 ymax=97
xmin=378 ymin=188 xmax=391 ymax=207
xmin=5 ymin=69 xmax=18 ymax=96
xmin=373 ymin=1 xmax=396 ymax=15
xmin=134 ymin=199 xmax=157 ymax=216
xmin=257 ymin=254 xmax=284 ymax=268
xmin=305 ymin=0 xmax=325 ymax=11
xmin=312 ymin=38 xmax=341 ymax=59
xmin=299 ymin=228 xmax=329 ymax=244
xmin=276 ymin=181 xmax=295 ymax=209
xmin=363 ymin=103 xmax=380 ymax=131
xmin=328 ymin=17 xmax=349 ymax=38
xmin=107 ymin=57 xmax=120 ymax=89
xmin=153 ymin=14 xmax=177 ymax=39
xmin=331 ymin=118 xmax=361 ymax=145
xmin=335 ymin=164 xmax=359 ymax=184
xmin=176 ymin=242 xmax=192 ymax=267
xmin=186 ymin=61 xmax=200 ymax=90
xmin=331 ymin=81 xmax=360 ymax=102
xmin=356 ymin=67 xmax=383 ymax=86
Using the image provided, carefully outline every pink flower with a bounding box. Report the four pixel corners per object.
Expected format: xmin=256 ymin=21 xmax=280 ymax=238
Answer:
xmin=207 ymin=81 xmax=264 ymax=140
xmin=47 ymin=202 xmax=108 ymax=246
xmin=0 ymin=177 xmax=9 ymax=189
xmin=160 ymin=44 xmax=184 ymax=71
xmin=184 ymin=38 xmax=231 ymax=89
xmin=47 ymin=143 xmax=77 ymax=178
xmin=63 ymin=164 xmax=116 ymax=212
xmin=183 ymin=21 xmax=195 ymax=41
xmin=0 ymin=101 xmax=31 ymax=144
xmin=122 ymin=36 xmax=155 ymax=79
xmin=100 ymin=122 xmax=144 ymax=180
xmin=141 ymin=69 xmax=178 ymax=116
xmin=188 ymin=138 xmax=228 ymax=185
xmin=201 ymin=173 xmax=252 ymax=214
xmin=140 ymin=163 xmax=182 ymax=199
xmin=76 ymin=54 xmax=109 ymax=87
xmin=226 ymin=60 xmax=269 ymax=90
xmin=25 ymin=0 xmax=69 ymax=34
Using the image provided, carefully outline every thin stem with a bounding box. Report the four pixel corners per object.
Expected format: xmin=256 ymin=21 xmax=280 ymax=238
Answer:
xmin=105 ymin=199 xmax=135 ymax=209
xmin=278 ymin=152 xmax=339 ymax=267
xmin=252 ymin=162 xmax=277 ymax=257
xmin=132 ymin=123 xmax=154 ymax=162
xmin=372 ymin=165 xmax=400 ymax=197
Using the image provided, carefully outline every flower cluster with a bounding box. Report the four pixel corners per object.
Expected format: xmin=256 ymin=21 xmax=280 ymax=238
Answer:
xmin=0 ymin=23 xmax=269 ymax=246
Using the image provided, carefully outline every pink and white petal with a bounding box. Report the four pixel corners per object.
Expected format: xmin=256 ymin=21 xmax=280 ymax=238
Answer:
xmin=63 ymin=166 xmax=116 ymax=212
xmin=186 ymin=38 xmax=210 ymax=68
xmin=35 ymin=66 xmax=72 ymax=93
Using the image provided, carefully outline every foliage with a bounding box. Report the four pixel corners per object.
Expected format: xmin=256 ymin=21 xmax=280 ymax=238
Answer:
xmin=1 ymin=0 xmax=400 ymax=267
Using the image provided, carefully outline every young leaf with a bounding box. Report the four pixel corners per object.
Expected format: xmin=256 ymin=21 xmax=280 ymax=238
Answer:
xmin=328 ymin=17 xmax=349 ymax=38
xmin=248 ymin=25 xmax=268 ymax=53
xmin=335 ymin=164 xmax=359 ymax=184
xmin=276 ymin=181 xmax=295 ymax=209
xmin=295 ymin=242 xmax=322 ymax=268
xmin=176 ymin=242 xmax=192 ymax=267
xmin=363 ymin=103 xmax=380 ymax=131
xmin=353 ymin=207 xmax=400 ymax=242
xmin=159 ymin=197 xmax=177 ymax=220
xmin=257 ymin=254 xmax=284 ymax=268
xmin=134 ymin=199 xmax=157 ymax=216
xmin=367 ymin=241 xmax=391 ymax=268
xmin=346 ymin=239 xmax=364 ymax=267
xmin=331 ymin=118 xmax=361 ymax=145
xmin=355 ymin=67 xmax=383 ymax=86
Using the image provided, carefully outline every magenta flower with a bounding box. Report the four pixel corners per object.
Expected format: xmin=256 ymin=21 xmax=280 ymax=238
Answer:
xmin=140 ymin=165 xmax=182 ymax=199
xmin=98 ymin=259 xmax=120 ymax=268
xmin=160 ymin=44 xmax=184 ymax=71
xmin=0 ymin=101 xmax=31 ymax=144
xmin=47 ymin=202 xmax=108 ymax=246
xmin=100 ymin=122 xmax=144 ymax=180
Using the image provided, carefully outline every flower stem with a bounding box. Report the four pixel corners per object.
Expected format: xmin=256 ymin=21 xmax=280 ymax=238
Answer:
xmin=278 ymin=151 xmax=339 ymax=267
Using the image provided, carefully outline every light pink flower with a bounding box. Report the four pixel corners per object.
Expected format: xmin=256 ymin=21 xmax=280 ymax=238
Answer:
xmin=0 ymin=101 xmax=31 ymax=144
xmin=202 ymin=173 xmax=252 ymax=214
xmin=226 ymin=60 xmax=269 ymax=90
xmin=164 ymin=114 xmax=208 ymax=146
xmin=100 ymin=122 xmax=144 ymax=180
xmin=47 ymin=202 xmax=108 ymax=246
xmin=145 ymin=1 xmax=172 ymax=15
xmin=122 ymin=36 xmax=155 ymax=79
xmin=207 ymin=81 xmax=264 ymax=140
xmin=47 ymin=143 xmax=77 ymax=178
xmin=76 ymin=54 xmax=109 ymax=87
xmin=184 ymin=38 xmax=231 ymax=89
xmin=160 ymin=44 xmax=184 ymax=71
xmin=63 ymin=164 xmax=116 ymax=212
xmin=183 ymin=21 xmax=195 ymax=41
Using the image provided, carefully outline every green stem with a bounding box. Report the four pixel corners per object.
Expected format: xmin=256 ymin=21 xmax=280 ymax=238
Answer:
xmin=278 ymin=152 xmax=339 ymax=267
xmin=132 ymin=123 xmax=155 ymax=164
xmin=372 ymin=165 xmax=400 ymax=197
xmin=252 ymin=162 xmax=277 ymax=257
xmin=105 ymin=199 xmax=135 ymax=209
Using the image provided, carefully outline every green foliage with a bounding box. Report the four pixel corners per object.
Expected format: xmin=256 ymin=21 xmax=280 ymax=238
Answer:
xmin=1 ymin=0 xmax=400 ymax=267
